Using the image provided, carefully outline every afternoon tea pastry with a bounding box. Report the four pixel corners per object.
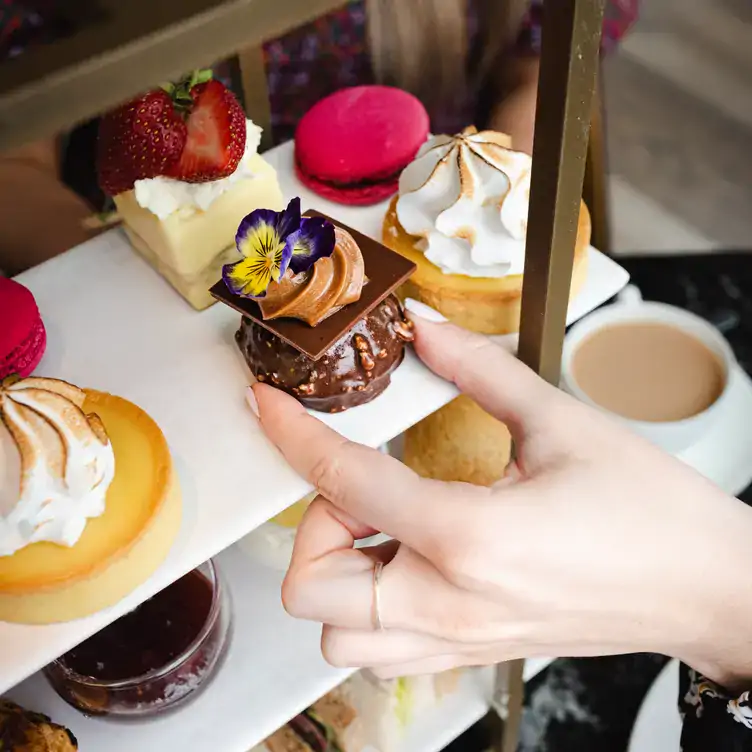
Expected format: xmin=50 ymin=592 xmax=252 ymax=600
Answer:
xmin=211 ymin=198 xmax=416 ymax=413
xmin=294 ymin=85 xmax=430 ymax=206
xmin=0 ymin=376 xmax=180 ymax=623
xmin=252 ymin=685 xmax=363 ymax=752
xmin=0 ymin=278 xmax=46 ymax=380
xmin=382 ymin=127 xmax=591 ymax=485
xmin=97 ymin=70 xmax=284 ymax=310
xmin=383 ymin=127 xmax=590 ymax=334
xmin=0 ymin=699 xmax=78 ymax=751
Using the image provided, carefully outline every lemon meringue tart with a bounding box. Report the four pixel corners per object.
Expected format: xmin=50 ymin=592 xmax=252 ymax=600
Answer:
xmin=382 ymin=127 xmax=590 ymax=335
xmin=0 ymin=376 xmax=180 ymax=624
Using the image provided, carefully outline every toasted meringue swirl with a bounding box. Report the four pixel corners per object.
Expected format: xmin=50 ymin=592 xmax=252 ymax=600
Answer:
xmin=396 ymin=127 xmax=532 ymax=278
xmin=0 ymin=377 xmax=115 ymax=556
xmin=259 ymin=227 xmax=366 ymax=326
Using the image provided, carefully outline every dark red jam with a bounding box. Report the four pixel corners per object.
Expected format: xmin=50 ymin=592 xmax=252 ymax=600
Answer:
xmin=62 ymin=570 xmax=213 ymax=681
xmin=45 ymin=565 xmax=230 ymax=718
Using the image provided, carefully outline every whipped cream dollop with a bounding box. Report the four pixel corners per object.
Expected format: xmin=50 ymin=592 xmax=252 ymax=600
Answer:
xmin=0 ymin=377 xmax=115 ymax=557
xmin=134 ymin=119 xmax=263 ymax=220
xmin=396 ymin=127 xmax=532 ymax=278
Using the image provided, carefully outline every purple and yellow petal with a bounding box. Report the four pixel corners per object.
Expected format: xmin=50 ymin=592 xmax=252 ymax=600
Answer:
xmin=224 ymin=225 xmax=293 ymax=298
xmin=222 ymin=235 xmax=293 ymax=298
xmin=224 ymin=197 xmax=330 ymax=298
xmin=276 ymin=197 xmax=302 ymax=238
xmin=222 ymin=257 xmax=266 ymax=297
xmin=288 ymin=216 xmax=336 ymax=274
xmin=235 ymin=208 xmax=282 ymax=250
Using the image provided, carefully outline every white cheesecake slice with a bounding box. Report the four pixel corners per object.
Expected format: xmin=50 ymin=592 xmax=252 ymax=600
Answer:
xmin=114 ymin=121 xmax=284 ymax=310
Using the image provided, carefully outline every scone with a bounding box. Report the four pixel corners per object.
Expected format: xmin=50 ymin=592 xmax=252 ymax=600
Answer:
xmin=402 ymin=393 xmax=513 ymax=487
xmin=382 ymin=127 xmax=591 ymax=485
xmin=0 ymin=376 xmax=180 ymax=623
xmin=97 ymin=72 xmax=284 ymax=310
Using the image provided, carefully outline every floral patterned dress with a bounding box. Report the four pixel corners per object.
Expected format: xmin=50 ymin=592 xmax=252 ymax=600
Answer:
xmin=262 ymin=0 xmax=639 ymax=142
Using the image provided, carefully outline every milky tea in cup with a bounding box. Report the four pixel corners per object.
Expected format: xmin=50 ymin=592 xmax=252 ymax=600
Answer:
xmin=560 ymin=289 xmax=736 ymax=453
xmin=571 ymin=322 xmax=725 ymax=422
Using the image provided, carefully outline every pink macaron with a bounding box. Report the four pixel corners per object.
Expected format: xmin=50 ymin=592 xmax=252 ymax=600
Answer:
xmin=0 ymin=278 xmax=46 ymax=380
xmin=294 ymin=86 xmax=430 ymax=206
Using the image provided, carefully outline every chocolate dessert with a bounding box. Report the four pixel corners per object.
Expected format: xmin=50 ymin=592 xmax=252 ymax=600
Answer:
xmin=237 ymin=295 xmax=412 ymax=412
xmin=210 ymin=198 xmax=416 ymax=412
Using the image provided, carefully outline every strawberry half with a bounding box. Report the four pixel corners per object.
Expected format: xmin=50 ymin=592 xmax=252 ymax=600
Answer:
xmin=97 ymin=90 xmax=187 ymax=196
xmin=165 ymin=80 xmax=247 ymax=183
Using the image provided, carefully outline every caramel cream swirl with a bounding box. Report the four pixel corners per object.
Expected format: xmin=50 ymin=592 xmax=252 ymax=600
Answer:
xmin=259 ymin=227 xmax=366 ymax=326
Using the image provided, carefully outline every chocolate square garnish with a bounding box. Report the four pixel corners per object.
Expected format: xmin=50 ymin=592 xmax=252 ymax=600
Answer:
xmin=209 ymin=210 xmax=416 ymax=361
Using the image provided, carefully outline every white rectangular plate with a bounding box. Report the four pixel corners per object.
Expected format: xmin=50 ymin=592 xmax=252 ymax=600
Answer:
xmin=1 ymin=141 xmax=628 ymax=694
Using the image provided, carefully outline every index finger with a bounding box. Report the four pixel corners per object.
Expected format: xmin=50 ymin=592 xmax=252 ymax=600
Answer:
xmin=253 ymin=383 xmax=484 ymax=554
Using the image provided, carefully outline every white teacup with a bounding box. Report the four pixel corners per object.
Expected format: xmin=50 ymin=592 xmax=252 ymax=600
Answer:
xmin=560 ymin=286 xmax=737 ymax=453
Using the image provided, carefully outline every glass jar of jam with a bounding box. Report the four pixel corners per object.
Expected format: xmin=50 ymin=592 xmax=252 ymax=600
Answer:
xmin=44 ymin=559 xmax=231 ymax=718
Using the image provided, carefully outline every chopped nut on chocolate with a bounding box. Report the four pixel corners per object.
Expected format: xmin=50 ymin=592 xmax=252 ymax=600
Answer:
xmin=360 ymin=352 xmax=376 ymax=372
xmin=235 ymin=295 xmax=408 ymax=413
xmin=392 ymin=319 xmax=415 ymax=341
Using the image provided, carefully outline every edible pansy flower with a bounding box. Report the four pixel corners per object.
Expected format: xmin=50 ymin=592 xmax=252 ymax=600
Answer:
xmin=288 ymin=216 xmax=336 ymax=275
xmin=223 ymin=198 xmax=300 ymax=298
xmin=222 ymin=198 xmax=336 ymax=298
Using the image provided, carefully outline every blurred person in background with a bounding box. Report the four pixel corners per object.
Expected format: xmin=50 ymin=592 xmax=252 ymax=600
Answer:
xmin=0 ymin=0 xmax=637 ymax=274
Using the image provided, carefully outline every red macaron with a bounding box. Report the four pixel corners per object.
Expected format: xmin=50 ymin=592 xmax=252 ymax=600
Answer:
xmin=0 ymin=278 xmax=46 ymax=380
xmin=294 ymin=86 xmax=430 ymax=206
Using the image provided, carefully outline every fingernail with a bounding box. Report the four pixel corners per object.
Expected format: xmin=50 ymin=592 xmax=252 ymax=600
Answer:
xmin=404 ymin=298 xmax=448 ymax=323
xmin=245 ymin=385 xmax=259 ymax=417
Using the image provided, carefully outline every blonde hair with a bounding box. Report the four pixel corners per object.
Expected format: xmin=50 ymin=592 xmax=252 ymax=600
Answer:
xmin=367 ymin=0 xmax=531 ymax=109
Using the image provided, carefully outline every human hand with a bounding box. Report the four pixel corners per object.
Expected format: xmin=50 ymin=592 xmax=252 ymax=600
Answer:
xmin=250 ymin=302 xmax=752 ymax=686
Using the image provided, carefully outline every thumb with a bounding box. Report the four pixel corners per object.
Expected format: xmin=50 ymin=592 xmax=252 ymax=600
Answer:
xmin=403 ymin=299 xmax=559 ymax=433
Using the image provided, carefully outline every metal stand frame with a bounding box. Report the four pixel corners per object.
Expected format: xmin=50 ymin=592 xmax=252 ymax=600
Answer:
xmin=494 ymin=2 xmax=605 ymax=749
